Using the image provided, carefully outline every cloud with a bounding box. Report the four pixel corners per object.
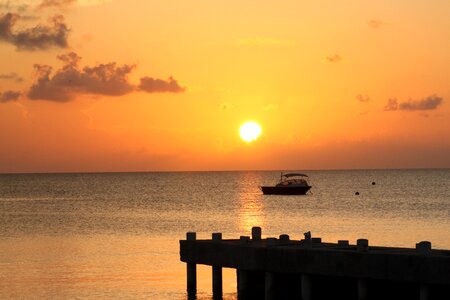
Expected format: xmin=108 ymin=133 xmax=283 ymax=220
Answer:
xmin=1 ymin=0 xmax=109 ymax=12
xmin=28 ymin=52 xmax=135 ymax=101
xmin=356 ymin=94 xmax=371 ymax=103
xmin=358 ymin=110 xmax=370 ymax=116
xmin=138 ymin=76 xmax=185 ymax=93
xmin=237 ymin=37 xmax=295 ymax=47
xmin=384 ymin=95 xmax=443 ymax=111
xmin=0 ymin=72 xmax=24 ymax=82
xmin=326 ymin=54 xmax=342 ymax=63
xmin=0 ymin=12 xmax=69 ymax=50
xmin=261 ymin=104 xmax=278 ymax=111
xmin=27 ymin=52 xmax=185 ymax=102
xmin=399 ymin=95 xmax=443 ymax=111
xmin=0 ymin=90 xmax=22 ymax=102
xmin=384 ymin=98 xmax=398 ymax=111
xmin=219 ymin=102 xmax=233 ymax=111
xmin=0 ymin=2 xmax=29 ymax=13
xmin=368 ymin=18 xmax=385 ymax=29
xmin=38 ymin=0 xmax=76 ymax=10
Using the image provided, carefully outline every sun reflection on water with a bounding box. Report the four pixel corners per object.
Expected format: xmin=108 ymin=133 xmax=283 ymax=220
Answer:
xmin=236 ymin=173 xmax=265 ymax=233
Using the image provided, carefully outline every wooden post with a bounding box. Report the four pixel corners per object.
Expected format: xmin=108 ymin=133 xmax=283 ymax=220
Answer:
xmin=301 ymin=274 xmax=312 ymax=300
xmin=338 ymin=240 xmax=349 ymax=248
xmin=357 ymin=239 xmax=369 ymax=252
xmin=252 ymin=226 xmax=262 ymax=240
xmin=240 ymin=236 xmax=250 ymax=244
xmin=279 ymin=234 xmax=290 ymax=241
xmin=357 ymin=238 xmax=369 ymax=300
xmin=266 ymin=237 xmax=277 ymax=246
xmin=416 ymin=241 xmax=431 ymax=254
xmin=186 ymin=232 xmax=197 ymax=298
xmin=212 ymin=233 xmax=223 ymax=299
xmin=416 ymin=241 xmax=432 ymax=300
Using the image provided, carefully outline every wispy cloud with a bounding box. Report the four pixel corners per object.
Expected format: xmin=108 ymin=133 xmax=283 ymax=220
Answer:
xmin=325 ymin=54 xmax=342 ymax=63
xmin=138 ymin=76 xmax=185 ymax=93
xmin=237 ymin=37 xmax=295 ymax=47
xmin=356 ymin=94 xmax=371 ymax=103
xmin=0 ymin=72 xmax=24 ymax=82
xmin=0 ymin=2 xmax=29 ymax=13
xmin=0 ymin=12 xmax=69 ymax=50
xmin=38 ymin=0 xmax=76 ymax=10
xmin=384 ymin=98 xmax=398 ymax=111
xmin=261 ymin=103 xmax=278 ymax=111
xmin=368 ymin=18 xmax=389 ymax=29
xmin=219 ymin=102 xmax=233 ymax=111
xmin=384 ymin=95 xmax=443 ymax=111
xmin=1 ymin=0 xmax=111 ymax=10
xmin=0 ymin=90 xmax=22 ymax=102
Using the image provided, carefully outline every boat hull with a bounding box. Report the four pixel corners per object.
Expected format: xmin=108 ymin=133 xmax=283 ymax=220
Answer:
xmin=261 ymin=185 xmax=311 ymax=195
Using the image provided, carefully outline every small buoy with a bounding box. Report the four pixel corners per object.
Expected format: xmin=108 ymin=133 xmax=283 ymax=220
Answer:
xmin=372 ymin=182 xmax=376 ymax=185
xmin=355 ymin=192 xmax=360 ymax=195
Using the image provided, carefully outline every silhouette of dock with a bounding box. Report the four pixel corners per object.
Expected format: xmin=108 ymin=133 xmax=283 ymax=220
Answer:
xmin=180 ymin=227 xmax=450 ymax=299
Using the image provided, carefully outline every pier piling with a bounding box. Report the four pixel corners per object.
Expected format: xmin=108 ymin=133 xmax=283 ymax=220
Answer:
xmin=301 ymin=274 xmax=312 ymax=300
xmin=186 ymin=232 xmax=197 ymax=298
xmin=212 ymin=232 xmax=223 ymax=298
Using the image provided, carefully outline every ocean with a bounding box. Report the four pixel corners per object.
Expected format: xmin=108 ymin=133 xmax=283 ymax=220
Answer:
xmin=0 ymin=169 xmax=449 ymax=299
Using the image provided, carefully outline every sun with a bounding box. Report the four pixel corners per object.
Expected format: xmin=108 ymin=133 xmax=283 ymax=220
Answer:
xmin=239 ymin=121 xmax=262 ymax=142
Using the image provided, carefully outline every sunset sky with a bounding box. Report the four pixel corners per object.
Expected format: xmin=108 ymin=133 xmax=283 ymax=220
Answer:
xmin=1 ymin=0 xmax=449 ymax=173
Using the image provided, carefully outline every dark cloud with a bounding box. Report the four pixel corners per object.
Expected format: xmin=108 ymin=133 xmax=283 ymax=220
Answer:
xmin=0 ymin=72 xmax=24 ymax=82
xmin=0 ymin=90 xmax=21 ymax=102
xmin=138 ymin=76 xmax=185 ymax=93
xmin=27 ymin=52 xmax=185 ymax=102
xmin=28 ymin=52 xmax=136 ymax=101
xmin=384 ymin=95 xmax=443 ymax=111
xmin=356 ymin=94 xmax=371 ymax=103
xmin=0 ymin=12 xmax=69 ymax=50
xmin=399 ymin=95 xmax=443 ymax=111
xmin=326 ymin=54 xmax=342 ymax=63
xmin=38 ymin=0 xmax=76 ymax=10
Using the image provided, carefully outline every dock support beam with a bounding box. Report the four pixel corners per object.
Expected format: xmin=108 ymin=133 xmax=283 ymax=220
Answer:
xmin=237 ymin=269 xmax=249 ymax=298
xmin=186 ymin=232 xmax=197 ymax=298
xmin=357 ymin=239 xmax=369 ymax=300
xmin=358 ymin=279 xmax=369 ymax=300
xmin=265 ymin=272 xmax=275 ymax=300
xmin=301 ymin=274 xmax=312 ymax=300
xmin=212 ymin=233 xmax=223 ymax=299
xmin=420 ymin=283 xmax=430 ymax=300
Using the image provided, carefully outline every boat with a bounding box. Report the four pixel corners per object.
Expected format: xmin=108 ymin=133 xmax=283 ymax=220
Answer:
xmin=261 ymin=172 xmax=312 ymax=195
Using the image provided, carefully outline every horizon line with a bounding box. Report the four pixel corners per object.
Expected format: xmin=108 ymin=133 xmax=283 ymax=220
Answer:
xmin=1 ymin=167 xmax=449 ymax=176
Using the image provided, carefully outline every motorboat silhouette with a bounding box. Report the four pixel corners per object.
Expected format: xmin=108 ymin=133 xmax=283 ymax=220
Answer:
xmin=261 ymin=172 xmax=312 ymax=195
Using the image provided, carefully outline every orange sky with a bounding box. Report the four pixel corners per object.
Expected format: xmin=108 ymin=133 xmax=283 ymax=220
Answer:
xmin=0 ymin=0 xmax=449 ymax=173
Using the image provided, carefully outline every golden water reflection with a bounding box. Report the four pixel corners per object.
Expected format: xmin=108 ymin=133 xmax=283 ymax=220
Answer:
xmin=236 ymin=173 xmax=265 ymax=233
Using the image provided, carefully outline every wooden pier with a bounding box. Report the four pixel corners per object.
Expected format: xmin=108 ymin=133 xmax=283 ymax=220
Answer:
xmin=180 ymin=227 xmax=450 ymax=299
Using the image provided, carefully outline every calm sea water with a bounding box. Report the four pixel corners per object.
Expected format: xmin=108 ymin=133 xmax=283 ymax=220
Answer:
xmin=1 ymin=170 xmax=449 ymax=299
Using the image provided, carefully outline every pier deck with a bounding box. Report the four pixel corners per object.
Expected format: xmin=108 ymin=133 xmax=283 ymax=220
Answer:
xmin=180 ymin=227 xmax=450 ymax=299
